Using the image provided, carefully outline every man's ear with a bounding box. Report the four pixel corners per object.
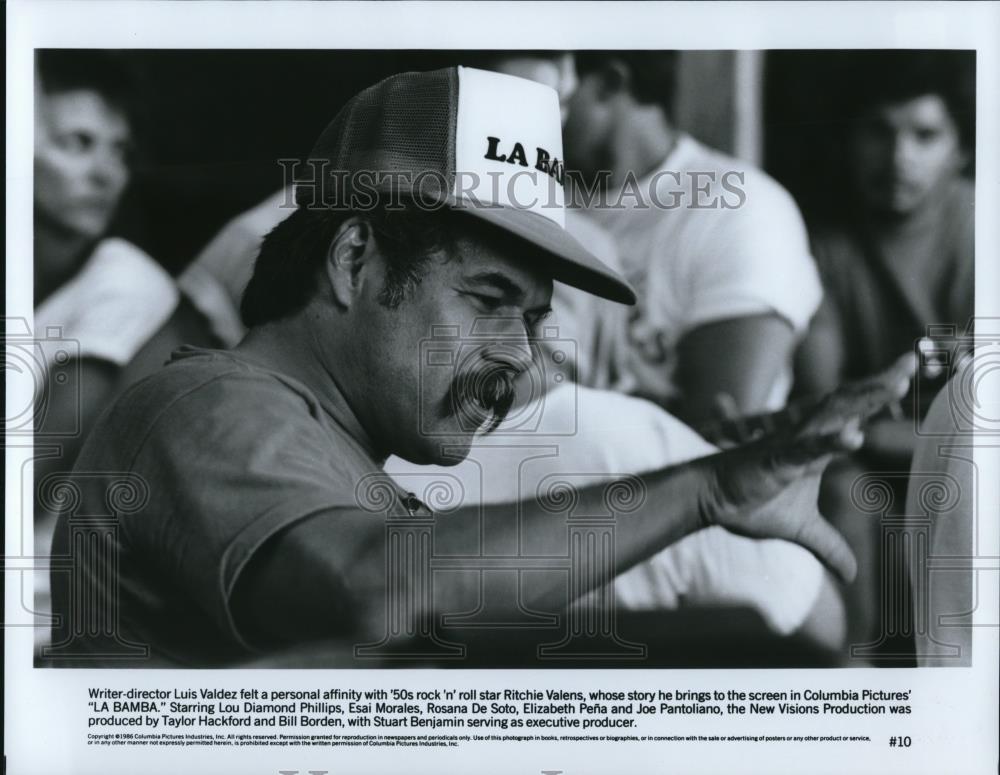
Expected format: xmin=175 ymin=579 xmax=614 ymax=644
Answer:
xmin=325 ymin=217 xmax=375 ymax=308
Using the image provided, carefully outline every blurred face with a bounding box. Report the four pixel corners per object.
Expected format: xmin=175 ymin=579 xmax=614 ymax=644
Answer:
xmin=562 ymin=71 xmax=615 ymax=180
xmin=849 ymin=94 xmax=965 ymax=216
xmin=349 ymin=230 xmax=553 ymax=465
xmin=490 ymin=53 xmax=578 ymax=123
xmin=35 ymin=89 xmax=131 ymax=238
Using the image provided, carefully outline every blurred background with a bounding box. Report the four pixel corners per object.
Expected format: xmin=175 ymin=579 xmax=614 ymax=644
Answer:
xmin=30 ymin=49 xmax=978 ymax=668
xmin=77 ymin=49 xmax=975 ymax=276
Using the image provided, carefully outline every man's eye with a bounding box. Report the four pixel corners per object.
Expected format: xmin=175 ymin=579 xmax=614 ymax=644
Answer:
xmin=471 ymin=293 xmax=504 ymax=311
xmin=915 ymin=128 xmax=941 ymax=143
xmin=59 ymin=132 xmax=93 ymax=153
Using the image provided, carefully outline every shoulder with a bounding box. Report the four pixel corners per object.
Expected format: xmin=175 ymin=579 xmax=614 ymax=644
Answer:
xmin=127 ymin=349 xmax=316 ymax=418
xmin=39 ymin=237 xmax=176 ymax=314
xmin=944 ymin=177 xmax=975 ymax=238
xmin=34 ymin=239 xmax=180 ymax=367
xmin=700 ymin=139 xmax=802 ymax=217
xmin=679 ymin=135 xmax=801 ymax=212
xmin=94 ymin=350 xmax=319 ymax=458
xmin=807 ymin=220 xmax=867 ymax=281
xmin=666 ymin=136 xmax=809 ymax=254
xmin=86 ymin=238 xmax=177 ymax=298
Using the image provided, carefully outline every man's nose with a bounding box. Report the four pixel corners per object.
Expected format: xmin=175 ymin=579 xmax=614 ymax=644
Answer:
xmin=892 ymin=133 xmax=918 ymax=173
xmin=88 ymin=148 xmax=127 ymax=190
xmin=473 ymin=317 xmax=534 ymax=374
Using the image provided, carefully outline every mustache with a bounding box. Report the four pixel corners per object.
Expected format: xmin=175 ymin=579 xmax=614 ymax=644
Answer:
xmin=445 ymin=363 xmax=518 ymax=434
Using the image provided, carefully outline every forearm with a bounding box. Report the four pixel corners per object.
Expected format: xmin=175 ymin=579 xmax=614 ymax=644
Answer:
xmin=792 ymin=296 xmax=845 ymax=399
xmin=231 ymin=352 xmax=918 ymax=651
xmin=426 ymin=462 xmax=710 ymax=613
xmin=236 ymin=459 xmax=711 ymax=645
xmin=675 ymin=314 xmax=795 ymax=424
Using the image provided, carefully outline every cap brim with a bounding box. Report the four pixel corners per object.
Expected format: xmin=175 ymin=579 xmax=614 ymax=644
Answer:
xmin=447 ymin=201 xmax=636 ymax=306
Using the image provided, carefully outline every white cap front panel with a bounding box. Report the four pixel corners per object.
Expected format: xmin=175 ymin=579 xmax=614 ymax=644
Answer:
xmin=452 ymin=66 xmax=566 ymax=227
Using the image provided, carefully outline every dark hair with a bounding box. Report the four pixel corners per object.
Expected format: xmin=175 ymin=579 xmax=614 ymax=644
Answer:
xmin=432 ymin=50 xmax=568 ymax=72
xmin=574 ymin=51 xmax=679 ymax=118
xmin=36 ymin=50 xmax=140 ymax=124
xmin=840 ymin=50 xmax=975 ymax=150
xmin=240 ymin=201 xmax=457 ymax=327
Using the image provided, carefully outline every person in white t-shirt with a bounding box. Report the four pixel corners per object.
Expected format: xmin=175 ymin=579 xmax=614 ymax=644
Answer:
xmin=32 ymin=53 xmax=180 ymax=656
xmin=564 ymin=51 xmax=822 ymax=428
xmin=33 ymin=52 xmax=179 ymax=484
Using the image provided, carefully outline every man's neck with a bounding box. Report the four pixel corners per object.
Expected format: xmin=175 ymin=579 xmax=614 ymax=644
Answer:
xmin=609 ymin=105 xmax=678 ymax=188
xmin=236 ymin=315 xmax=384 ymax=460
xmin=865 ymin=178 xmax=958 ymax=236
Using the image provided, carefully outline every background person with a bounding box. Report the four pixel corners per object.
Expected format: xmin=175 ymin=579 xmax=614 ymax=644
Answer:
xmin=795 ymin=50 xmax=974 ymax=453
xmin=31 ymin=51 xmax=180 ymax=657
xmin=793 ymin=51 xmax=975 ymax=655
xmin=33 ymin=52 xmax=178 ymax=500
xmin=563 ymin=51 xmax=822 ymax=429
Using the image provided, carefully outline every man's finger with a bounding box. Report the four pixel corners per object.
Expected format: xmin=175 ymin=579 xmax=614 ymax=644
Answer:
xmin=796 ymin=512 xmax=858 ymax=584
xmin=713 ymin=392 xmax=741 ymax=421
xmin=848 ymin=351 xmax=918 ymax=418
xmin=804 ymin=352 xmax=918 ymax=437
xmin=881 ymin=352 xmax=919 ymax=398
xmin=772 ymin=419 xmax=863 ymax=471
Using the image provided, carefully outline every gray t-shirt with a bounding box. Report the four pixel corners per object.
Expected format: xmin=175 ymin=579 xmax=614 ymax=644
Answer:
xmin=48 ymin=347 xmax=398 ymax=667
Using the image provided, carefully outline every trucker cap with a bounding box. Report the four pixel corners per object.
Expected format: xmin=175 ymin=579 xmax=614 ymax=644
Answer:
xmin=298 ymin=66 xmax=636 ymax=306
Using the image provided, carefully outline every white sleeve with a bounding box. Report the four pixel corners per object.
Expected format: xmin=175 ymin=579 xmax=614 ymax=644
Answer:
xmin=678 ymin=532 xmax=824 ymax=635
xmin=182 ymin=188 xmax=291 ymax=305
xmin=34 ymin=238 xmax=179 ymax=369
xmin=386 ymin=385 xmax=825 ymax=634
xmin=681 ymin=175 xmax=822 ymax=336
xmin=579 ymin=388 xmax=825 ymax=634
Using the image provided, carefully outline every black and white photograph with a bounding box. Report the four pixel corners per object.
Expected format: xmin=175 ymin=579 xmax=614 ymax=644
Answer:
xmin=6 ymin=2 xmax=999 ymax=774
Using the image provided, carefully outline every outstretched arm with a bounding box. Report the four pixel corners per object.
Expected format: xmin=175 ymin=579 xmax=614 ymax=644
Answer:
xmin=232 ymin=355 xmax=915 ymax=648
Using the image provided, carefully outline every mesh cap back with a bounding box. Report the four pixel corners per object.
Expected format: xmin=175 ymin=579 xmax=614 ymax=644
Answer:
xmin=300 ymin=68 xmax=457 ymax=206
xmin=293 ymin=66 xmax=635 ymax=305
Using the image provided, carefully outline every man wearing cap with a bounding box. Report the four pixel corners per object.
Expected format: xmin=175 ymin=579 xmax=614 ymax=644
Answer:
xmin=50 ymin=67 xmax=909 ymax=667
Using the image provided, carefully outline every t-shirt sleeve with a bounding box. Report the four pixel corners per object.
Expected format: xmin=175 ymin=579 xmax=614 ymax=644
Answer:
xmin=34 ymin=238 xmax=179 ymax=369
xmin=124 ymin=372 xmax=375 ymax=651
xmin=180 ymin=187 xmax=292 ymax=311
xmin=679 ymin=178 xmax=822 ymax=336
